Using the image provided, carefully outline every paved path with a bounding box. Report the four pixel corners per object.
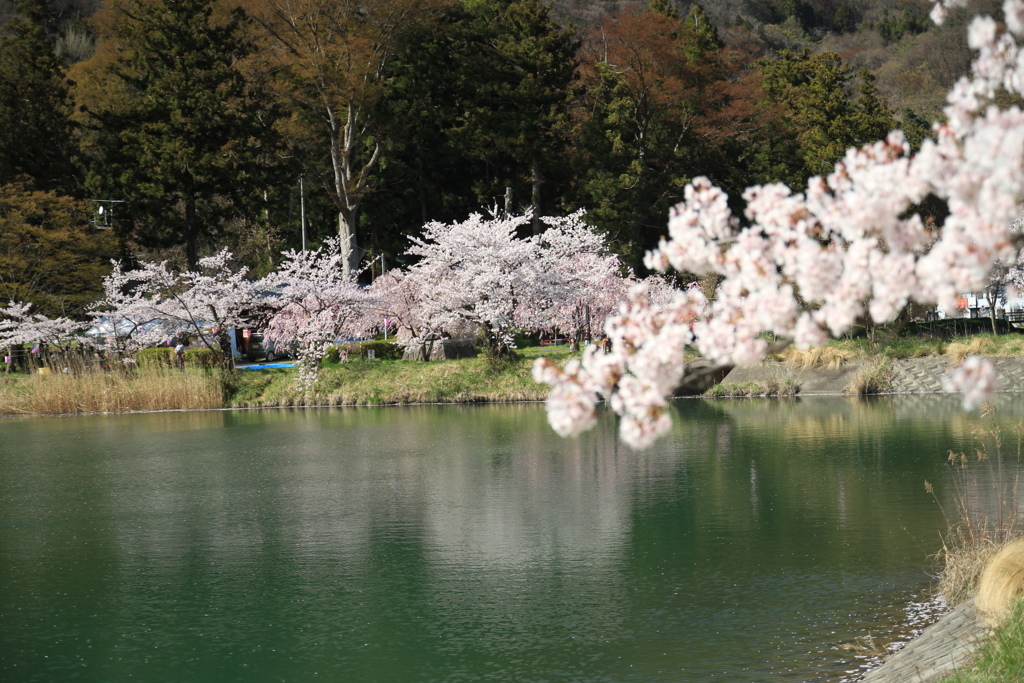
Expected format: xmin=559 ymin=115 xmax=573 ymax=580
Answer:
xmin=860 ymin=600 xmax=986 ymax=683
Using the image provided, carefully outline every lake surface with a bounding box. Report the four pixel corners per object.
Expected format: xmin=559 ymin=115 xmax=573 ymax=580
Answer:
xmin=2 ymin=395 xmax=1021 ymax=683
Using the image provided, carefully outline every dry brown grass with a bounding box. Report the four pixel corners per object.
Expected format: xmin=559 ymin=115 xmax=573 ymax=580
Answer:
xmin=844 ymin=357 xmax=895 ymax=395
xmin=946 ymin=337 xmax=994 ymax=363
xmin=0 ymin=368 xmax=223 ymax=415
xmin=976 ymin=538 xmax=1024 ymax=626
xmin=931 ymin=415 xmax=1024 ymax=605
xmin=779 ymin=346 xmax=858 ymax=369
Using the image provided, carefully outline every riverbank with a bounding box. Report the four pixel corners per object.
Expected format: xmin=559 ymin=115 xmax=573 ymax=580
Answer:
xmin=225 ymin=352 xmax=555 ymax=408
xmin=5 ymin=334 xmax=1024 ymax=416
xmin=0 ymin=347 xmax=569 ymax=415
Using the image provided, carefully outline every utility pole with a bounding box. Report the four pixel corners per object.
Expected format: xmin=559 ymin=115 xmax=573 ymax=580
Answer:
xmin=299 ymin=176 xmax=307 ymax=253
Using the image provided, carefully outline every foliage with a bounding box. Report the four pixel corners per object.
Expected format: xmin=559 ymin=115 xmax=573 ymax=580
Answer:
xmin=572 ymin=4 xmax=758 ymax=266
xmin=136 ymin=347 xmax=174 ymax=369
xmin=184 ymin=347 xmax=217 ymax=368
xmin=0 ymin=0 xmax=78 ymax=192
xmin=753 ymin=49 xmax=896 ymax=186
xmin=250 ymin=0 xmax=444 ymax=277
xmin=84 ymin=0 xmax=279 ymax=271
xmin=0 ymin=182 xmax=117 ymax=318
xmin=341 ymin=340 xmax=403 ymax=361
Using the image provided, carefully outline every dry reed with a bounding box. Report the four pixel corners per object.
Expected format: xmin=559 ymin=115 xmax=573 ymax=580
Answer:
xmin=844 ymin=357 xmax=894 ymax=395
xmin=779 ymin=346 xmax=857 ymax=369
xmin=930 ymin=413 xmax=1024 ymax=605
xmin=946 ymin=338 xmax=993 ymax=363
xmin=976 ymin=538 xmax=1024 ymax=626
xmin=0 ymin=368 xmax=223 ymax=415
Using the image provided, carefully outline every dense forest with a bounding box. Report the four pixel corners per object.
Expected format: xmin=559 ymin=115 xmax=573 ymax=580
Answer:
xmin=0 ymin=0 xmax=994 ymax=319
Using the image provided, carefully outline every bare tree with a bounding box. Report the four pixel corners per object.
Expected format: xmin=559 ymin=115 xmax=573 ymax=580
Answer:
xmin=248 ymin=0 xmax=441 ymax=277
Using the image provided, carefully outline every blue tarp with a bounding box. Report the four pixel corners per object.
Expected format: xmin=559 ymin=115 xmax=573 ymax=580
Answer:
xmin=239 ymin=362 xmax=295 ymax=370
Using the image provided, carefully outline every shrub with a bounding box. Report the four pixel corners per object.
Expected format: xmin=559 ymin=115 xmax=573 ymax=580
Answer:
xmin=184 ymin=347 xmax=217 ymax=368
xmin=136 ymin=347 xmax=175 ymax=369
xmin=344 ymin=340 xmax=403 ymax=361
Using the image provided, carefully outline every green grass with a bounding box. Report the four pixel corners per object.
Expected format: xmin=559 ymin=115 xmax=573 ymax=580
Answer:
xmin=703 ymin=377 xmax=799 ymax=398
xmin=224 ymin=350 xmax=571 ymax=408
xmin=942 ymin=603 xmax=1024 ymax=682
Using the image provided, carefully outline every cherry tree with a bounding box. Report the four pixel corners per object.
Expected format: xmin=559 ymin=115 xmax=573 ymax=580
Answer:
xmin=93 ymin=250 xmax=255 ymax=370
xmin=403 ymin=211 xmax=539 ymax=358
xmin=87 ymin=261 xmax=176 ymax=359
xmin=0 ymin=301 xmax=81 ymax=367
xmin=536 ymin=0 xmax=1024 ymax=448
xmin=369 ymin=268 xmax=434 ymax=343
xmin=403 ymin=210 xmax=629 ymax=358
xmin=520 ymin=212 xmax=631 ymax=347
xmin=262 ymin=238 xmax=373 ymax=387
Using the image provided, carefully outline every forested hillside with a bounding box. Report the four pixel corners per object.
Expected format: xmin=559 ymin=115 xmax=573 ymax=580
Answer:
xmin=0 ymin=0 xmax=995 ymax=318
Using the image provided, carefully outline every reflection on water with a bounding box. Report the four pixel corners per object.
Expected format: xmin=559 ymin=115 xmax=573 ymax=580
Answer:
xmin=2 ymin=396 xmax=1023 ymax=682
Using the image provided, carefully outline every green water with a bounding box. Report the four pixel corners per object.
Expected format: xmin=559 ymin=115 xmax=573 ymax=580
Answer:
xmin=1 ymin=395 xmax=1019 ymax=682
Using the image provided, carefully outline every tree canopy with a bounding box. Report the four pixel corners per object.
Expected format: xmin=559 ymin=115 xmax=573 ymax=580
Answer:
xmin=84 ymin=0 xmax=280 ymax=271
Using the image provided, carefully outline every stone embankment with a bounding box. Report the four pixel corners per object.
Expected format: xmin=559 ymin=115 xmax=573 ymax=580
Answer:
xmin=719 ymin=357 xmax=1024 ymax=395
xmin=859 ymin=600 xmax=986 ymax=683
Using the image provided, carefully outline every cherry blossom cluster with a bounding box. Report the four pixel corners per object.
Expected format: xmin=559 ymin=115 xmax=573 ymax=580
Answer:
xmin=536 ymin=1 xmax=1024 ymax=447
xmin=391 ymin=210 xmax=632 ymax=355
xmin=262 ymin=238 xmax=374 ymax=388
xmin=0 ymin=301 xmax=80 ymax=355
xmin=90 ymin=250 xmax=256 ymax=369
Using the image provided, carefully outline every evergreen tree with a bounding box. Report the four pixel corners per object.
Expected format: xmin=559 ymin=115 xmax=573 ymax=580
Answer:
xmin=367 ymin=0 xmax=577 ymax=249
xmin=86 ymin=0 xmax=279 ymax=271
xmin=0 ymin=0 xmax=78 ymax=193
xmin=753 ymin=49 xmax=895 ymax=185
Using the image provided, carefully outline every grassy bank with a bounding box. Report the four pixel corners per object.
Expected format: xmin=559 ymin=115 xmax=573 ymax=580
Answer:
xmin=776 ymin=332 xmax=1024 ymax=367
xmin=943 ymin=604 xmax=1024 ymax=682
xmin=225 ymin=352 xmax=556 ymax=408
xmin=0 ymin=346 xmax=569 ymax=415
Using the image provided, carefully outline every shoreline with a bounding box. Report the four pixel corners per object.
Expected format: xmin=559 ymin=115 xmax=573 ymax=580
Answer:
xmin=6 ymin=355 xmax=1024 ymax=419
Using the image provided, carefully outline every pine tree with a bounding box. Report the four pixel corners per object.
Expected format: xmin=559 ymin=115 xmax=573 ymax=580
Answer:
xmin=0 ymin=0 xmax=78 ymax=193
xmin=87 ymin=0 xmax=278 ymax=271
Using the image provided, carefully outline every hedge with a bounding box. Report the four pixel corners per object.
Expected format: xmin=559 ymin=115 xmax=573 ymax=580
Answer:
xmin=136 ymin=347 xmax=175 ymax=368
xmin=184 ymin=347 xmax=217 ymax=368
xmin=324 ymin=340 xmax=402 ymax=363
xmin=136 ymin=346 xmax=218 ymax=369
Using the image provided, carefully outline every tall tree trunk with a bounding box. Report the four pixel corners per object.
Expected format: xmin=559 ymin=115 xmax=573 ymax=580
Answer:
xmin=328 ymin=104 xmax=381 ymax=281
xmin=531 ymin=157 xmax=541 ymax=235
xmin=338 ymin=209 xmax=355 ymax=279
xmin=185 ymin=196 xmax=199 ymax=272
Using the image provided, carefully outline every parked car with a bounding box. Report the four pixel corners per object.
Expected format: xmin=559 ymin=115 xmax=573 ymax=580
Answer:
xmin=245 ymin=333 xmax=293 ymax=362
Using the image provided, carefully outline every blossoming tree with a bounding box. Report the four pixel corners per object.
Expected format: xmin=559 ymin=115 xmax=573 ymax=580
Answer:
xmin=262 ymin=238 xmax=373 ymax=386
xmin=0 ymin=300 xmax=80 ymax=366
xmin=535 ymin=0 xmax=1024 ymax=449
xmin=93 ymin=250 xmax=255 ymax=370
xmin=402 ymin=210 xmax=633 ymax=358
